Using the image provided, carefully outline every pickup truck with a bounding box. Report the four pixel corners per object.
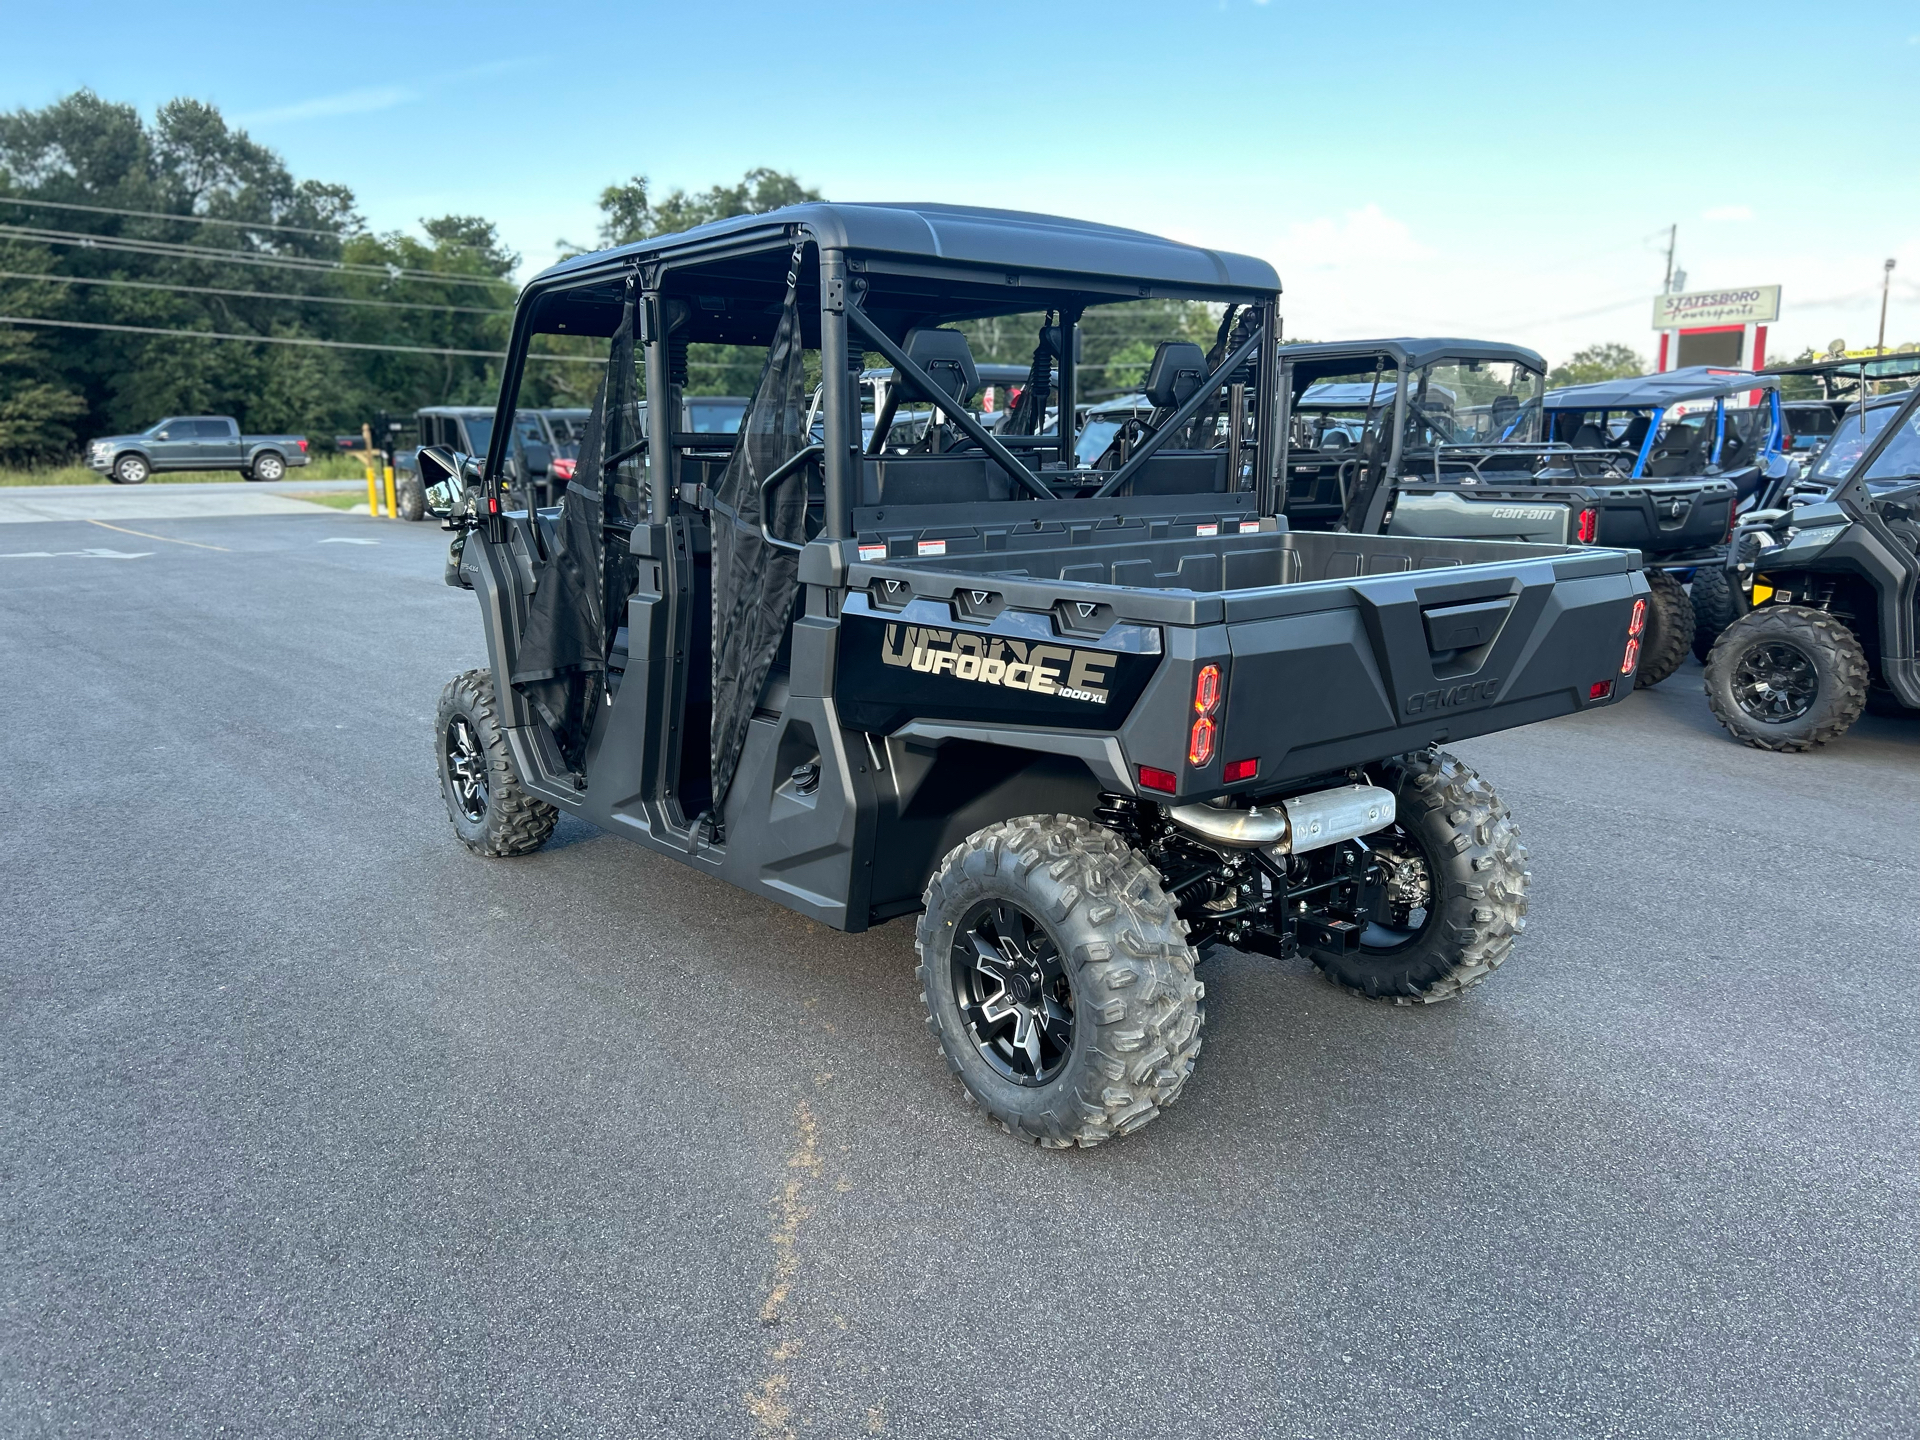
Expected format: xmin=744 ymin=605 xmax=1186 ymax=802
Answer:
xmin=87 ymin=416 xmax=311 ymax=485
xmin=419 ymin=203 xmax=1645 ymax=1148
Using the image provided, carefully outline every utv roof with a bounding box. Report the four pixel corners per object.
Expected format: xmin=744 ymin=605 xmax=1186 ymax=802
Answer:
xmin=533 ymin=202 xmax=1279 ymax=295
xmin=1277 ymin=338 xmax=1547 ymax=372
xmin=1762 ymin=352 xmax=1920 ymax=382
xmin=1545 ymin=366 xmax=1778 ymax=410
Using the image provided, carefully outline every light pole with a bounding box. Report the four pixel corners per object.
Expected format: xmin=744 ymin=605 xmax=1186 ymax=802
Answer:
xmin=1877 ymin=258 xmax=1896 ymax=354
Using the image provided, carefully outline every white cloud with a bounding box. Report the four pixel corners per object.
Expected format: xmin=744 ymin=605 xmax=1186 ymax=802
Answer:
xmin=1702 ymin=204 xmax=1755 ymax=222
xmin=237 ymin=86 xmax=417 ymax=126
xmin=1273 ymin=204 xmax=1431 ymax=272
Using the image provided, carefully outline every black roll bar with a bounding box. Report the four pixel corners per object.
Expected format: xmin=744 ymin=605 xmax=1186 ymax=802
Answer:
xmin=846 ymin=305 xmax=1058 ymax=501
xmin=1090 ymin=323 xmax=1267 ymax=500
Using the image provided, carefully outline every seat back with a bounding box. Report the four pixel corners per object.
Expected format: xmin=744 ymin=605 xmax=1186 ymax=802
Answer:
xmin=900 ymin=328 xmax=979 ymax=406
xmin=1144 ymin=342 xmax=1207 ymax=410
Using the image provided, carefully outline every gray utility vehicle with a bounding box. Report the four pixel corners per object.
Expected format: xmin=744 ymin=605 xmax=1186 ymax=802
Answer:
xmin=1277 ymin=343 xmax=1785 ymax=687
xmin=1703 ymin=381 xmax=1920 ymax=748
xmin=420 ymin=203 xmax=1646 ymax=1147
xmin=86 ymin=416 xmax=311 ymax=485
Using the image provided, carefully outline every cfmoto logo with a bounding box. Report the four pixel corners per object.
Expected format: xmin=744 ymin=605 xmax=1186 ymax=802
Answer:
xmin=1405 ymin=678 xmax=1501 ymax=714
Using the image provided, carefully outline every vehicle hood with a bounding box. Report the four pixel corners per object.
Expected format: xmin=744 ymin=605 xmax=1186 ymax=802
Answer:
xmin=88 ymin=433 xmax=150 ymax=447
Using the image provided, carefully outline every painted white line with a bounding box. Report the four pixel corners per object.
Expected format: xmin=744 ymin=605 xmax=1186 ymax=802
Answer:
xmin=0 ymin=547 xmax=152 ymax=559
xmin=317 ymin=537 xmax=380 ymax=546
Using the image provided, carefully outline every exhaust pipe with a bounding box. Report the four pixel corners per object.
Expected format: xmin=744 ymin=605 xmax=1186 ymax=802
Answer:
xmin=1167 ymin=783 xmax=1396 ymax=855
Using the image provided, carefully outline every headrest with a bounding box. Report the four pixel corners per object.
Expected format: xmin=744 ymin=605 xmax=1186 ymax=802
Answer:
xmin=901 ymin=328 xmax=978 ymax=406
xmin=1144 ymin=342 xmax=1207 ymax=410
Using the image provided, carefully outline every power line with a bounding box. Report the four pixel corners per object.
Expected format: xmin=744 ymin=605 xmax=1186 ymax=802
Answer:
xmin=0 ymin=268 xmax=512 ymax=315
xmin=0 ymin=223 xmax=513 ymax=290
xmin=0 ymin=194 xmax=353 ymax=241
xmin=0 ymin=313 xmax=603 ymax=363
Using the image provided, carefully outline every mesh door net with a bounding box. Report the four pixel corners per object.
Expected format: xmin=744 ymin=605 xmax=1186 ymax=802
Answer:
xmin=706 ymin=257 xmax=810 ymax=816
xmin=509 ymin=299 xmax=642 ymax=770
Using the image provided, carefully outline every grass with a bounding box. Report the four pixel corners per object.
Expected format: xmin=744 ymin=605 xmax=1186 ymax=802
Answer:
xmin=0 ymin=453 xmax=373 ymax=486
xmin=284 ymin=491 xmax=363 ymax=511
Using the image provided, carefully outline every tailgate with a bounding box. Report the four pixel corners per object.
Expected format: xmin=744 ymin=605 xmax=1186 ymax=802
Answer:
xmin=1591 ymin=481 xmax=1736 ymax=555
xmin=1389 ymin=487 xmax=1575 ymax=544
xmin=1217 ymin=557 xmax=1641 ymax=784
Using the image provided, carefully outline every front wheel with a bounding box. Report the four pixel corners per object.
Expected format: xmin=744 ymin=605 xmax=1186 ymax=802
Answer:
xmin=917 ymin=815 xmax=1204 ymax=1148
xmin=248 ymin=452 xmax=286 ymax=482
xmin=1309 ymin=749 xmax=1529 ymax=1005
xmin=1635 ymin=568 xmax=1694 ymax=688
xmin=1704 ymin=606 xmax=1869 ymax=751
xmin=394 ymin=472 xmax=426 ymax=521
xmin=111 ymin=453 xmax=150 ymax=485
xmin=435 ymin=668 xmax=559 ymax=855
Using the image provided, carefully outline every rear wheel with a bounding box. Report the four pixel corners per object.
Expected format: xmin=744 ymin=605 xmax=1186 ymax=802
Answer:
xmin=395 ymin=472 xmax=426 ymax=521
xmin=917 ymin=815 xmax=1204 ymax=1148
xmin=111 ymin=453 xmax=150 ymax=485
xmin=434 ymin=668 xmax=558 ymax=855
xmin=1689 ymin=563 xmax=1747 ymax=662
xmin=247 ymin=452 xmax=286 ymax=482
xmin=1635 ymin=568 xmax=1694 ymax=688
xmin=1309 ymin=749 xmax=1529 ymax=1005
xmin=1704 ymin=606 xmax=1869 ymax=751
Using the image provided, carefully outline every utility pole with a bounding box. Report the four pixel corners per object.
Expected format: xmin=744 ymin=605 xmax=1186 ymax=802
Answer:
xmin=1662 ymin=224 xmax=1677 ymax=292
xmin=1878 ymin=258 xmax=1896 ymax=354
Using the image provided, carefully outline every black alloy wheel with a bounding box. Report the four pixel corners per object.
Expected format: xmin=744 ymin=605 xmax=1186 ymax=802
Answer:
xmin=444 ymin=715 xmax=489 ymax=823
xmin=1730 ymin=641 xmax=1818 ymax=723
xmin=951 ymin=899 xmax=1075 ymax=1086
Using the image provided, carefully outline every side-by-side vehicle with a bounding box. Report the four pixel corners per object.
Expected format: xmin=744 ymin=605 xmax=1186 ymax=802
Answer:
xmin=420 ymin=204 xmax=1647 ymax=1146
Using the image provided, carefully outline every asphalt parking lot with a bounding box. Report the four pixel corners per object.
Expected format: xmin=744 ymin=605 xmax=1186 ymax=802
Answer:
xmin=3 ymin=507 xmax=1916 ymax=1439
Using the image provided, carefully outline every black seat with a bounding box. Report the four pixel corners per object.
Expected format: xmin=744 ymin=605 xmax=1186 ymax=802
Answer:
xmin=900 ymin=328 xmax=979 ymax=406
xmin=1616 ymin=415 xmax=1652 ymax=458
xmin=1144 ymin=342 xmax=1207 ymax=410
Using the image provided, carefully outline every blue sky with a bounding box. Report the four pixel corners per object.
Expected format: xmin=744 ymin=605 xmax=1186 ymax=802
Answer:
xmin=6 ymin=0 xmax=1918 ymax=363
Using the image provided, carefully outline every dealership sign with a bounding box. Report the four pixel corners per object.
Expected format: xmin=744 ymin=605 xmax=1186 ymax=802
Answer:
xmin=1652 ymin=285 xmax=1781 ymax=330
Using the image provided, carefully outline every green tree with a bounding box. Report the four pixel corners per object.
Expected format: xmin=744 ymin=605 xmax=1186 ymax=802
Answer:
xmin=593 ymin=167 xmax=821 ymax=249
xmin=1547 ymin=343 xmax=1644 ymax=390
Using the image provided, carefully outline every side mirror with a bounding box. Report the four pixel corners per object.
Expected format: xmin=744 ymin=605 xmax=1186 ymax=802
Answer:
xmin=418 ymin=445 xmax=469 ymax=520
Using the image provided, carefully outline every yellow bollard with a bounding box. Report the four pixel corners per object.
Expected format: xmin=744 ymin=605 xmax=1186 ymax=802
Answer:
xmin=383 ymin=464 xmax=397 ymax=519
xmin=365 ymin=462 xmax=381 ymax=517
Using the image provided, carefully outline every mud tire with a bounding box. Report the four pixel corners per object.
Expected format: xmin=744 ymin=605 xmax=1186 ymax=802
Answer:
xmin=1704 ymin=606 xmax=1869 ymax=751
xmin=395 ymin=472 xmax=427 ymax=521
xmin=1636 ymin=567 xmax=1694 ymax=688
xmin=1310 ymin=749 xmax=1530 ymax=1005
xmin=1689 ymin=563 xmax=1746 ymax=663
xmin=917 ymin=815 xmax=1204 ymax=1149
xmin=434 ymin=667 xmax=558 ymax=856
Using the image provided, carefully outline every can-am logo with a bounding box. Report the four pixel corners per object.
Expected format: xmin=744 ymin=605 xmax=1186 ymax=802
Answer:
xmin=1405 ymin=677 xmax=1501 ymax=714
xmin=880 ymin=623 xmax=1115 ymax=702
xmin=1488 ymin=507 xmax=1557 ymax=521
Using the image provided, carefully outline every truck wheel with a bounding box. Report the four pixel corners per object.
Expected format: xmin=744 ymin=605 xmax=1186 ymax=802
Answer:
xmin=1688 ymin=563 xmax=1746 ymax=663
xmin=1635 ymin=568 xmax=1694 ymax=688
xmin=249 ymin=452 xmax=286 ymax=482
xmin=395 ymin=472 xmax=426 ymax=522
xmin=917 ymin=815 xmax=1204 ymax=1148
xmin=1703 ymin=606 xmax=1869 ymax=751
xmin=434 ymin=668 xmax=558 ymax=855
xmin=1311 ymin=749 xmax=1529 ymax=1005
xmin=111 ymin=453 xmax=150 ymax=485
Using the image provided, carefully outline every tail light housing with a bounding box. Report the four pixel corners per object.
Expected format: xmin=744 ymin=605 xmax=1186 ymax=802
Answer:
xmin=297 ymin=438 xmax=309 ymax=453
xmin=1188 ymin=664 xmax=1221 ymax=767
xmin=1576 ymin=507 xmax=1598 ymax=543
xmin=1620 ymin=594 xmax=1646 ymax=675
xmin=1138 ymin=765 xmax=1177 ymax=794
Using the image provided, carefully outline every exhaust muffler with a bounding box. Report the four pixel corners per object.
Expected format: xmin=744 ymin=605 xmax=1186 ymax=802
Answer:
xmin=1167 ymin=783 xmax=1396 ymax=855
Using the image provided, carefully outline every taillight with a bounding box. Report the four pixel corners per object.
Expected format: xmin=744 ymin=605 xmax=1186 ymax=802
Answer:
xmin=1576 ymin=507 xmax=1598 ymax=543
xmin=1629 ymin=598 xmax=1647 ymax=636
xmin=1588 ymin=680 xmax=1613 ymax=700
xmin=1223 ymin=757 xmax=1259 ymax=783
xmin=298 ymin=438 xmax=309 ymax=453
xmin=1189 ymin=664 xmax=1222 ymax=768
xmin=1621 ymin=638 xmax=1640 ymax=675
xmin=1138 ymin=765 xmax=1177 ymax=794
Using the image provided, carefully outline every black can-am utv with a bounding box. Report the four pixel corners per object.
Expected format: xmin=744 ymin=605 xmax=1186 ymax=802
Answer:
xmin=419 ymin=203 xmax=1647 ymax=1147
xmin=1704 ymin=382 xmax=1920 ymax=749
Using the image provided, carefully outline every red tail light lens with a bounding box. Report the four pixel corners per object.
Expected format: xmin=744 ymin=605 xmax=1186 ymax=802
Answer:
xmin=1223 ymin=757 xmax=1259 ymax=783
xmin=297 ymin=438 xmax=309 ymax=453
xmin=1576 ymin=507 xmax=1598 ymax=543
xmin=1588 ymin=680 xmax=1613 ymax=700
xmin=1187 ymin=717 xmax=1217 ymax=767
xmin=1629 ymin=598 xmax=1647 ymax=636
xmin=1621 ymin=638 xmax=1640 ymax=675
xmin=1193 ymin=664 xmax=1222 ymax=715
xmin=1138 ymin=765 xmax=1177 ymax=794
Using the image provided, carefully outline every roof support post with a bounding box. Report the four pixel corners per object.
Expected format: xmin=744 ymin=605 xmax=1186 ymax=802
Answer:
xmin=639 ymin=287 xmax=673 ymax=524
xmin=1256 ymin=297 xmax=1281 ymax=515
xmin=818 ymin=248 xmax=854 ymax=540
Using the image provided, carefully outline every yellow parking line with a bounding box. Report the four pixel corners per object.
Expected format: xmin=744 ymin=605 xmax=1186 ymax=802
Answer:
xmin=86 ymin=519 xmax=230 ymax=552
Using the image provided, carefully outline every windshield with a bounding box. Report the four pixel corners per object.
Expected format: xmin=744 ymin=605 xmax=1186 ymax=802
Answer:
xmin=465 ymin=416 xmax=493 ymax=455
xmin=1409 ymin=360 xmax=1543 ymax=444
xmin=1812 ymin=404 xmax=1901 ymax=480
xmin=687 ymin=398 xmax=748 ymax=434
xmin=1292 ymin=375 xmax=1399 ymax=453
xmin=1864 ymin=401 xmax=1920 ymax=482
